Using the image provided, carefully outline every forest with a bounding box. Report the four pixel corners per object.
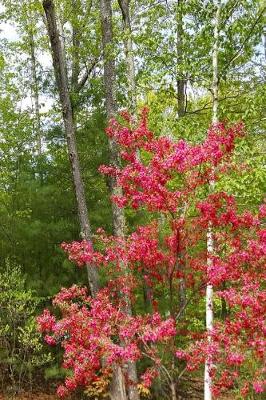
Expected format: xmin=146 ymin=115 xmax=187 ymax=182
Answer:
xmin=0 ymin=0 xmax=265 ymax=399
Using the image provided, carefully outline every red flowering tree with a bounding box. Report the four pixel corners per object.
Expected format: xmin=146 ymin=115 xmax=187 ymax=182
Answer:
xmin=38 ymin=109 xmax=265 ymax=398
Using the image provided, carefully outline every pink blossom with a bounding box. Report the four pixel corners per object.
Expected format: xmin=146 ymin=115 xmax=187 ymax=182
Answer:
xmin=253 ymin=381 xmax=265 ymax=393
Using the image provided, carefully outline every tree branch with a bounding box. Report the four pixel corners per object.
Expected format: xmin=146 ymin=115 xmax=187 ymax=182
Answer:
xmin=221 ymin=7 xmax=266 ymax=74
xmin=76 ymin=58 xmax=98 ymax=92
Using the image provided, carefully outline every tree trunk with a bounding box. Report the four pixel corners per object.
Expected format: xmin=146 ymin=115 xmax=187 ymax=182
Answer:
xmin=42 ymin=0 xmax=99 ymax=297
xmin=23 ymin=1 xmax=42 ymax=155
xmin=29 ymin=31 xmax=42 ymax=155
xmin=176 ymin=0 xmax=185 ymax=118
xmin=263 ymin=26 xmax=266 ymax=61
xmin=70 ymin=0 xmax=81 ymax=93
xmin=211 ymin=1 xmax=220 ymax=126
xmin=118 ymin=0 xmax=137 ymax=115
xmin=109 ymin=365 xmax=128 ymax=400
xmin=204 ymin=2 xmax=221 ymax=400
xmin=170 ymin=380 xmax=177 ymax=400
xmin=175 ymin=0 xmax=186 ymax=328
xmin=177 ymin=204 xmax=188 ymax=313
xmin=100 ymin=0 xmax=126 ymax=237
xmin=204 ymin=226 xmax=214 ymax=400
xmin=100 ymin=1 xmax=139 ymax=399
xmin=143 ymin=277 xmax=153 ymax=312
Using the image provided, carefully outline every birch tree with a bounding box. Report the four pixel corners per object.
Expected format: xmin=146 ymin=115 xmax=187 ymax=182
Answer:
xmin=204 ymin=1 xmax=221 ymax=399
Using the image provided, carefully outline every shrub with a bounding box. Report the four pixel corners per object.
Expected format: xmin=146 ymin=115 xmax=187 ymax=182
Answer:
xmin=0 ymin=261 xmax=52 ymax=394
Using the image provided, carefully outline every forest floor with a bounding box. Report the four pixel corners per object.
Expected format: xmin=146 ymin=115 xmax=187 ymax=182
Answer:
xmin=0 ymin=395 xmax=57 ymax=400
xmin=0 ymin=394 xmax=236 ymax=400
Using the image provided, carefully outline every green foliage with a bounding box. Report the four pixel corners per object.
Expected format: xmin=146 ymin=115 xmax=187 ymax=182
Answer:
xmin=0 ymin=261 xmax=52 ymax=393
xmin=217 ymin=135 xmax=266 ymax=211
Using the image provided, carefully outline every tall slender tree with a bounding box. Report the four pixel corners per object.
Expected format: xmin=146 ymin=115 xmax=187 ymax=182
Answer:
xmin=26 ymin=8 xmax=42 ymax=155
xmin=176 ymin=0 xmax=185 ymax=118
xmin=42 ymin=0 xmax=99 ymax=297
xmin=100 ymin=0 xmax=126 ymax=238
xmin=204 ymin=1 xmax=221 ymax=399
xmin=118 ymin=0 xmax=137 ymax=115
xmin=100 ymin=1 xmax=140 ymax=399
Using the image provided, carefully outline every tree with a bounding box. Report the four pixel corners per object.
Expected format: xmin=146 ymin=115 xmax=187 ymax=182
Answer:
xmin=42 ymin=0 xmax=99 ymax=296
xmin=176 ymin=0 xmax=185 ymax=118
xmin=0 ymin=262 xmax=52 ymax=394
xmin=99 ymin=2 xmax=139 ymax=399
xmin=118 ymin=0 xmax=137 ymax=115
xmin=38 ymin=110 xmax=265 ymax=398
xmin=204 ymin=1 xmax=221 ymax=399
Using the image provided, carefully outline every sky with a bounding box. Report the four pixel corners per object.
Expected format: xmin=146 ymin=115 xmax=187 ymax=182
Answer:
xmin=0 ymin=4 xmax=19 ymax=41
xmin=0 ymin=3 xmax=54 ymax=115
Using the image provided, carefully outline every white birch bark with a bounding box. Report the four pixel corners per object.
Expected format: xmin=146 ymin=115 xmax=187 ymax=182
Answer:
xmin=204 ymin=1 xmax=221 ymax=400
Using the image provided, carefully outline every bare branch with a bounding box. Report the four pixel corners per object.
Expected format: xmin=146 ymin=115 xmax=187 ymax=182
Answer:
xmin=76 ymin=58 xmax=98 ymax=92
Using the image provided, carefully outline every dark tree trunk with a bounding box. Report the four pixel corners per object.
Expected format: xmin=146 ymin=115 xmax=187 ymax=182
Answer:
xmin=42 ymin=0 xmax=99 ymax=297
